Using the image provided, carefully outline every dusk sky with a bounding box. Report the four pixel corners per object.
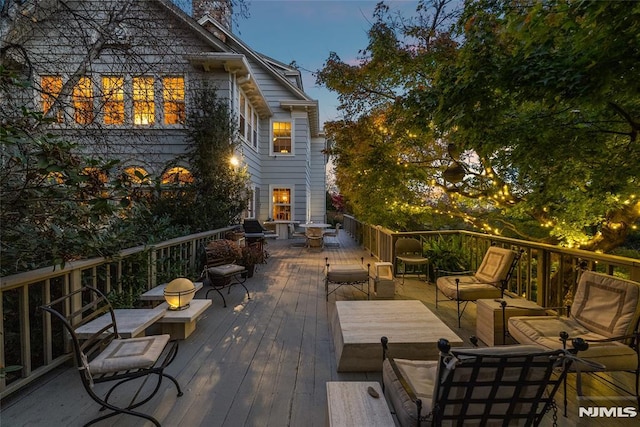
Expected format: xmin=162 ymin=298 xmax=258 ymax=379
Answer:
xmin=236 ymin=0 xmax=419 ymax=126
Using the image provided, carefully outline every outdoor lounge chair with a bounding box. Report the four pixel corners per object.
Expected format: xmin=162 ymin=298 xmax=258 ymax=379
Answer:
xmin=381 ymin=336 xmax=587 ymax=427
xmin=39 ymin=286 xmax=182 ymax=427
xmin=435 ymin=246 xmax=522 ymax=327
xmin=394 ymin=238 xmax=430 ymax=283
xmin=508 ymin=270 xmax=640 ymax=405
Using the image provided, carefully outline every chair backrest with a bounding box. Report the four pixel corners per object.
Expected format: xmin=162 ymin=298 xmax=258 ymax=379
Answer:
xmin=243 ymin=219 xmax=266 ymax=233
xmin=306 ymin=227 xmax=323 ymax=238
xmin=395 ymin=238 xmax=423 ymax=256
xmin=571 ymin=270 xmax=640 ymax=340
xmin=474 ymin=246 xmax=519 ymax=285
xmin=433 ymin=342 xmax=572 ymax=426
xmin=40 ymin=287 xmax=118 ymax=383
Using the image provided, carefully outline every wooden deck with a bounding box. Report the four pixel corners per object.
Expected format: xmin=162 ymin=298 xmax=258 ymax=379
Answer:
xmin=2 ymin=233 xmax=638 ymax=426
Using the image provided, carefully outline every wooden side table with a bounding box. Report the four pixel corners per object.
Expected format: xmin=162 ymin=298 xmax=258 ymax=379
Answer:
xmin=476 ymin=297 xmax=547 ymax=346
xmin=326 ymin=381 xmax=394 ymax=427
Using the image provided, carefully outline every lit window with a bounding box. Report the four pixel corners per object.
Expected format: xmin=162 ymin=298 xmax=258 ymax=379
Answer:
xmin=41 ymin=76 xmax=63 ymax=123
xmin=272 ymin=187 xmax=291 ymax=220
xmin=73 ymin=76 xmax=94 ymax=124
xmin=161 ymin=167 xmax=193 ymax=185
xmin=133 ymin=77 xmax=155 ymax=125
xmin=102 ymin=76 xmax=125 ymax=125
xmin=81 ymin=167 xmax=108 ymax=183
xmin=272 ymin=121 xmax=292 ymax=154
xmin=163 ymin=77 xmax=185 ymax=125
xmin=123 ymin=166 xmax=150 ymax=184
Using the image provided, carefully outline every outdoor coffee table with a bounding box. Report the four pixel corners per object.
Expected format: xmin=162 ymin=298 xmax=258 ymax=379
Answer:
xmin=331 ymin=300 xmax=462 ymax=372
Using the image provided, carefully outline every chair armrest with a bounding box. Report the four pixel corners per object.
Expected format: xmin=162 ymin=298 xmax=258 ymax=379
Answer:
xmin=380 ymin=337 xmax=421 ymax=407
xmin=434 ymin=268 xmax=474 ymax=278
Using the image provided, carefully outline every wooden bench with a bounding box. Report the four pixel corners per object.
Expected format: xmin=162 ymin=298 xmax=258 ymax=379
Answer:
xmin=326 ymin=381 xmax=394 ymax=427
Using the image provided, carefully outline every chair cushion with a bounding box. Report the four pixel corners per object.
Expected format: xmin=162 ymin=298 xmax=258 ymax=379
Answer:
xmin=572 ymin=271 xmax=640 ymax=339
xmin=89 ymin=334 xmax=170 ymax=374
xmin=508 ymin=316 xmax=638 ymax=371
xmin=207 ymin=264 xmax=246 ymax=277
xmin=396 ymin=254 xmax=429 ymax=265
xmin=436 ymin=276 xmax=503 ymax=301
xmin=474 ymin=247 xmax=516 ymax=284
xmin=326 ymin=264 xmax=368 ymax=282
xmin=382 ymin=358 xmax=438 ymax=427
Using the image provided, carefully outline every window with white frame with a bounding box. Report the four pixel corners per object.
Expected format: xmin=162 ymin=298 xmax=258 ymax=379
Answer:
xmin=238 ymin=91 xmax=258 ymax=149
xmin=272 ymin=121 xmax=292 ymax=154
xmin=272 ymin=187 xmax=292 ymax=220
xmin=37 ymin=74 xmax=185 ymax=127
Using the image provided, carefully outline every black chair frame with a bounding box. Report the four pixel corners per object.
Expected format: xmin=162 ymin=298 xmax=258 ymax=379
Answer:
xmin=381 ymin=336 xmax=586 ymax=427
xmin=39 ymin=286 xmax=182 ymax=427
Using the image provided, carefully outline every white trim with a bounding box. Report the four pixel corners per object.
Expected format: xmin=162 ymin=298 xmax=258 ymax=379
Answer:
xmin=269 ymin=184 xmax=295 ymax=221
xmin=269 ymin=118 xmax=294 ymax=156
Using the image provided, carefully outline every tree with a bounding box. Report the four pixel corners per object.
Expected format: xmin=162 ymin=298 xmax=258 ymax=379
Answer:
xmin=318 ymin=0 xmax=640 ymax=252
xmin=148 ymin=84 xmax=250 ymax=231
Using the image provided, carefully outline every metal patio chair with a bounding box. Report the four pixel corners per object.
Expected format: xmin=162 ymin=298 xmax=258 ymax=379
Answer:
xmin=39 ymin=286 xmax=182 ymax=426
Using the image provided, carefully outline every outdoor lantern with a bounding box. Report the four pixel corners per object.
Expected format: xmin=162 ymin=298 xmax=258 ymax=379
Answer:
xmin=164 ymin=278 xmax=196 ymax=311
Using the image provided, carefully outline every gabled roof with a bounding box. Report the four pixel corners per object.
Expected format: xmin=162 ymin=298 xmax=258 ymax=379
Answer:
xmin=155 ymin=0 xmax=321 ymax=137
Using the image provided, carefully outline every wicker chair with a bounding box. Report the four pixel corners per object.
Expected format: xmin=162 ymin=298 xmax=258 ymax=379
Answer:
xmin=39 ymin=286 xmax=182 ymax=426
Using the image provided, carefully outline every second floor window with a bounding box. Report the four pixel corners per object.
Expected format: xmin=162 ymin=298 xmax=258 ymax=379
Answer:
xmin=133 ymin=77 xmax=155 ymax=125
xmin=41 ymin=76 xmax=63 ymax=123
xmin=102 ymin=76 xmax=125 ymax=125
xmin=273 ymin=121 xmax=292 ymax=154
xmin=163 ymin=77 xmax=185 ymax=125
xmin=73 ymin=77 xmax=94 ymax=124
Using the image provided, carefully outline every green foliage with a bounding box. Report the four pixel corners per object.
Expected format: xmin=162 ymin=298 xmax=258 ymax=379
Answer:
xmin=318 ymin=0 xmax=640 ymax=253
xmin=206 ymin=239 xmax=242 ymax=262
xmin=424 ymin=236 xmax=470 ymax=281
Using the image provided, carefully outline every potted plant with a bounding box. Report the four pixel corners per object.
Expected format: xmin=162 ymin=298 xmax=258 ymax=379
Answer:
xmin=238 ymin=244 xmax=263 ymax=278
xmin=205 ymin=239 xmax=242 ymax=266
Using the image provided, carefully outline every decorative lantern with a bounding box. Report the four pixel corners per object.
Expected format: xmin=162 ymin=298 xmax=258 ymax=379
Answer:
xmin=164 ymin=278 xmax=196 ymax=311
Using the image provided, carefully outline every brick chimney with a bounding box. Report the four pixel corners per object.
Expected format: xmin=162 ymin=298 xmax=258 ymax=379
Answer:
xmin=192 ymin=0 xmax=232 ymax=31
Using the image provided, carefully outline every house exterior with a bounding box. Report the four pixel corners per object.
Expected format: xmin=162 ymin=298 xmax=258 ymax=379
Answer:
xmin=2 ymin=0 xmax=326 ymax=224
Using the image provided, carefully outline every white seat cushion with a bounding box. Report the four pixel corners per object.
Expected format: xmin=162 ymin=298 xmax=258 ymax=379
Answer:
xmin=436 ymin=276 xmax=503 ymax=300
xmin=207 ymin=264 xmax=246 ymax=277
xmin=326 ymin=264 xmax=368 ymax=282
xmin=89 ymin=334 xmax=170 ymax=374
xmin=382 ymin=358 xmax=438 ymax=427
xmin=508 ymin=316 xmax=638 ymax=371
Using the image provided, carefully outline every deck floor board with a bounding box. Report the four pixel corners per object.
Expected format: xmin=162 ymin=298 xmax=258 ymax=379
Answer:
xmin=1 ymin=233 xmax=637 ymax=426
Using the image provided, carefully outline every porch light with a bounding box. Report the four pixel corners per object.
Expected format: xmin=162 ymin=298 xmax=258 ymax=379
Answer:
xmin=230 ymin=155 xmax=239 ymax=167
xmin=164 ymin=278 xmax=196 ymax=311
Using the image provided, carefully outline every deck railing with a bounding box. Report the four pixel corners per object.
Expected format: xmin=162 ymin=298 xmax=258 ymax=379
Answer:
xmin=0 ymin=226 xmax=235 ymax=399
xmin=342 ymin=214 xmax=640 ymax=306
xmin=2 ymin=219 xmax=639 ymax=399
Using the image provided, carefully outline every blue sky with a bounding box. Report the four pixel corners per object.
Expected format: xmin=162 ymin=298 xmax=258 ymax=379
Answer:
xmin=236 ymin=0 xmax=419 ymax=126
